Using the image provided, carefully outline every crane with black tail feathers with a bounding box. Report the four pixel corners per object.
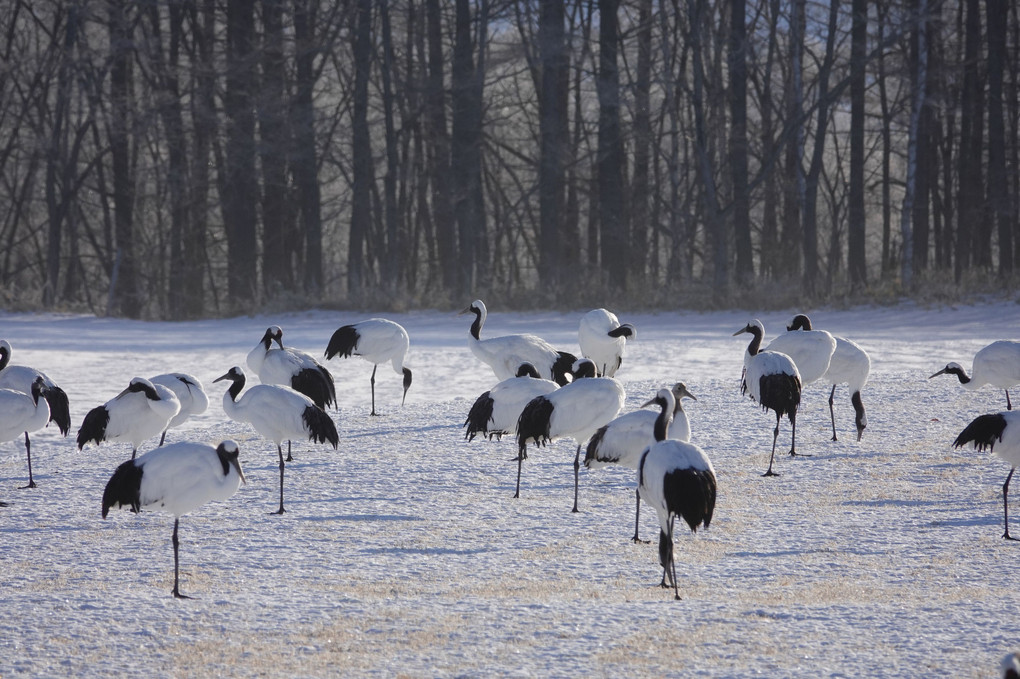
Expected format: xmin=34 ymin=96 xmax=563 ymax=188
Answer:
xmin=215 ymin=366 xmax=338 ymax=515
xmin=102 ymin=440 xmax=245 ymax=598
xmin=463 ymin=363 xmax=558 ymax=442
xmin=735 ymin=320 xmax=802 ymax=476
xmin=324 ymin=318 xmax=412 ymax=416
xmin=585 ymin=382 xmax=696 ymax=542
xmin=460 ymin=300 xmax=576 ymax=386
xmin=0 ymin=340 xmax=71 ymax=440
xmin=636 ymin=387 xmax=717 ymax=600
xmin=247 ymin=325 xmax=337 ymax=415
xmin=77 ymin=377 xmax=181 ymax=459
xmin=0 ymin=377 xmax=51 ymax=489
xmin=952 ymin=411 xmax=1020 ymax=540
xmin=515 ymin=358 xmax=625 ymax=512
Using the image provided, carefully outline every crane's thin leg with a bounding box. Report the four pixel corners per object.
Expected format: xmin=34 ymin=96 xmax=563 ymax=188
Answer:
xmin=1004 ymin=467 xmax=1019 ymax=541
xmin=572 ymin=445 xmax=581 ymax=513
xmin=1007 ymin=389 xmax=1013 ymax=411
xmin=159 ymin=430 xmax=167 ymax=447
xmin=789 ymin=409 xmax=810 ymax=457
xmin=514 ymin=448 xmax=524 ymax=499
xmin=632 ymin=488 xmax=648 ymax=543
xmin=763 ymin=419 xmax=780 ymax=477
xmin=171 ymin=519 xmax=191 ymax=599
xmin=131 ymin=447 xmax=137 ymax=460
xmin=19 ymin=432 xmax=36 ymax=489
xmin=829 ymin=384 xmax=838 ymax=441
xmin=668 ymin=518 xmax=680 ymax=600
xmin=286 ymin=440 xmax=292 ymax=463
xmin=370 ymin=365 xmax=379 ymax=416
xmin=272 ymin=445 xmax=286 ymax=515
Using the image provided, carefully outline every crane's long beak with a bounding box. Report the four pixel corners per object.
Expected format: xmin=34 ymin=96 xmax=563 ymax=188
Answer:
xmin=928 ymin=368 xmax=948 ymax=379
xmin=732 ymin=328 xmax=747 ymax=336
xmin=213 ymin=372 xmax=231 ymax=383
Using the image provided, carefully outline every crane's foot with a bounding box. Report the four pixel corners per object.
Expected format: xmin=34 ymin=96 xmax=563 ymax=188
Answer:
xmin=762 ymin=469 xmax=779 ymax=477
xmin=370 ymin=411 xmax=380 ymax=417
xmin=1003 ymin=531 xmax=1020 ymax=541
xmin=831 ymin=435 xmax=838 ymax=442
xmin=270 ymin=508 xmax=286 ymax=516
xmin=631 ymin=536 xmax=650 ymax=544
xmin=172 ymin=589 xmax=193 ymax=600
xmin=788 ymin=451 xmax=812 ymax=457
xmin=18 ymin=481 xmax=37 ymax=489
xmin=673 ymin=593 xmax=682 ymax=601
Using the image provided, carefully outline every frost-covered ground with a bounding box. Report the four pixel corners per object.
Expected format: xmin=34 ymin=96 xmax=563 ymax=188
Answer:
xmin=2 ymin=300 xmax=1020 ymax=677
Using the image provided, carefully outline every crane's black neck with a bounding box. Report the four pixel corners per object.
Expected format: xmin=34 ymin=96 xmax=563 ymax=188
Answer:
xmin=225 ymin=373 xmax=245 ymax=401
xmin=31 ymin=379 xmax=45 ymax=405
xmin=468 ymin=308 xmax=483 ymax=340
xmin=653 ymin=396 xmax=672 ymax=442
xmin=0 ymin=345 xmax=9 ymax=371
xmin=745 ymin=326 xmax=764 ymax=357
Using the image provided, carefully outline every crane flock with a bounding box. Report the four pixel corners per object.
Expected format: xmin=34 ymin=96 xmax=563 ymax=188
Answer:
xmin=0 ymin=302 xmax=1017 ymax=603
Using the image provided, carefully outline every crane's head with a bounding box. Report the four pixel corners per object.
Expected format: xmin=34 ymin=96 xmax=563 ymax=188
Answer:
xmin=671 ymin=382 xmax=697 ymax=406
xmin=214 ymin=366 xmax=246 ymax=385
xmin=217 ymin=439 xmax=246 ymax=485
xmin=787 ymin=314 xmax=813 ymax=331
xmin=929 ymin=362 xmax=965 ymax=380
xmin=571 ymin=358 xmax=598 ymax=380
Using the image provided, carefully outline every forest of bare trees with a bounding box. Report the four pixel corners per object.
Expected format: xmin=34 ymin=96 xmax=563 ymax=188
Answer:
xmin=0 ymin=0 xmax=1017 ymax=319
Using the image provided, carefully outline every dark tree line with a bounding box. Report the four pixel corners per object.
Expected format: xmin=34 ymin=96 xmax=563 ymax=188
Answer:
xmin=0 ymin=0 xmax=1018 ymax=319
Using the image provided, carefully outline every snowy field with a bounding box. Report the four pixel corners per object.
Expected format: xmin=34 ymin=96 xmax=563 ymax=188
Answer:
xmin=2 ymin=299 xmax=1020 ymax=677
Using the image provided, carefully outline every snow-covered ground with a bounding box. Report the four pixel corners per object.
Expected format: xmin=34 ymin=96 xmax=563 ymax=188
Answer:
xmin=2 ymin=300 xmax=1020 ymax=677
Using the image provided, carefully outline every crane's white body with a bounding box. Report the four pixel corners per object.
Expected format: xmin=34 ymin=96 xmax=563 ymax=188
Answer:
xmin=744 ymin=350 xmax=801 ymax=404
xmin=578 ymin=308 xmax=634 ymax=378
xmin=0 ymin=385 xmax=50 ymax=446
xmin=150 ymin=373 xmax=209 ymax=431
xmin=823 ymin=337 xmax=871 ymax=395
xmin=762 ymin=327 xmax=836 ymax=384
xmin=463 ymin=300 xmax=574 ymax=384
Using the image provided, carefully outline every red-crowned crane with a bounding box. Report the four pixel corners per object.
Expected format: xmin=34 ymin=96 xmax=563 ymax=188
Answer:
xmin=247 ymin=325 xmax=337 ymax=415
xmin=149 ymin=373 xmax=209 ymax=446
xmin=578 ymin=308 xmax=636 ymax=378
xmin=931 ymin=340 xmax=1020 ymax=410
xmin=584 ymin=382 xmax=696 ymax=542
xmin=637 ymin=387 xmax=717 ymax=600
xmin=0 ymin=377 xmax=51 ymax=489
xmin=214 ymin=366 xmax=338 ymax=515
xmin=515 ymin=359 xmax=625 ymax=512
xmin=324 ymin=318 xmax=412 ymax=416
xmin=952 ymin=410 xmax=1020 ymax=540
xmin=460 ymin=300 xmax=576 ymax=386
xmin=735 ymin=320 xmax=802 ymax=476
xmin=781 ymin=314 xmax=870 ymax=442
xmin=102 ymin=439 xmax=245 ymax=598
xmin=77 ymin=378 xmax=181 ymax=459
xmin=0 ymin=340 xmax=71 ymax=439
xmin=463 ymin=363 xmax=559 ymax=442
